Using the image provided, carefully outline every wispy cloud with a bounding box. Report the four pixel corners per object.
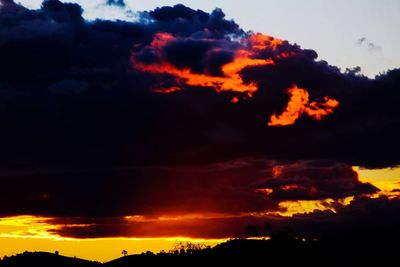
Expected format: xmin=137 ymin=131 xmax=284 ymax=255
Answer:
xmin=357 ymin=37 xmax=382 ymax=52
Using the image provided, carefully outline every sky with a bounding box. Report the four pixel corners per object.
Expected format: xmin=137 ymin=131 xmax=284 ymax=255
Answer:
xmin=1 ymin=0 xmax=400 ymax=262
xmin=16 ymin=0 xmax=400 ymax=77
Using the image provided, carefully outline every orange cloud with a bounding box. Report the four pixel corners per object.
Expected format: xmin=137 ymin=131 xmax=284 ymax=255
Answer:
xmin=248 ymin=33 xmax=284 ymax=51
xmin=131 ymin=34 xmax=338 ymax=127
xmin=131 ymin=33 xmax=276 ymax=97
xmin=268 ymin=85 xmax=339 ymax=127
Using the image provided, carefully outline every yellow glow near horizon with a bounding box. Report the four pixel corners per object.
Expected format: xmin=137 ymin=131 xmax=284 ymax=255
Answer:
xmin=0 ymin=236 xmax=226 ymax=262
xmin=275 ymin=196 xmax=354 ymax=216
xmin=355 ymin=166 xmax=400 ymax=194
xmin=0 ymin=216 xmax=226 ymax=262
xmin=0 ymin=216 xmax=89 ymax=240
xmin=265 ymin=166 xmax=400 ymax=216
xmin=1 ymin=167 xmax=399 ymax=262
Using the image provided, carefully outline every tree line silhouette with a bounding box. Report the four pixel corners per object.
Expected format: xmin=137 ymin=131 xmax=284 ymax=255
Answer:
xmin=0 ymin=232 xmax=397 ymax=267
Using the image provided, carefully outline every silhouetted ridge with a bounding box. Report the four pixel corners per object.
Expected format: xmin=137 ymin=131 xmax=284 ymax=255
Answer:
xmin=2 ymin=237 xmax=396 ymax=267
xmin=0 ymin=252 xmax=100 ymax=267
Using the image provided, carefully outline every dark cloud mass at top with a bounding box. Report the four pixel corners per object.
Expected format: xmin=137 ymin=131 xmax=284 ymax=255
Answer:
xmin=0 ymin=0 xmax=399 ymax=238
xmin=105 ymin=0 xmax=126 ymax=7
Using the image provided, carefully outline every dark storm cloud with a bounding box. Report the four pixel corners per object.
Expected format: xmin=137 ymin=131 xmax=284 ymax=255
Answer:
xmin=0 ymin=158 xmax=377 ymax=217
xmin=105 ymin=0 xmax=125 ymax=8
xmin=259 ymin=161 xmax=378 ymax=201
xmin=0 ymin=159 xmax=282 ymax=217
xmin=132 ymin=34 xmax=238 ymax=75
xmin=48 ymin=195 xmax=400 ymax=239
xmin=148 ymin=5 xmax=244 ymax=38
xmin=0 ymin=0 xmax=399 ymax=224
xmin=49 ymin=215 xmax=266 ymax=239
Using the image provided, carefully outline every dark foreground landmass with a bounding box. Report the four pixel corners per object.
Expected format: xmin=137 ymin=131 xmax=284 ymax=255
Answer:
xmin=0 ymin=236 xmax=396 ymax=267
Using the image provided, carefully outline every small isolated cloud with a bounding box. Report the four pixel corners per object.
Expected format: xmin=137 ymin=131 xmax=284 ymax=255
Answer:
xmin=357 ymin=37 xmax=381 ymax=52
xmin=105 ymin=0 xmax=125 ymax=7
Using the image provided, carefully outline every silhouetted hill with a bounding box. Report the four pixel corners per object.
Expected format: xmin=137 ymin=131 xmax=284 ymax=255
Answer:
xmin=105 ymin=237 xmax=396 ymax=267
xmin=1 ymin=237 xmax=397 ymax=267
xmin=0 ymin=252 xmax=101 ymax=267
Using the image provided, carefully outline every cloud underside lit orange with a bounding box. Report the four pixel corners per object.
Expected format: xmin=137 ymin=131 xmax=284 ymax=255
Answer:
xmin=268 ymin=85 xmax=340 ymax=126
xmin=1 ymin=165 xmax=399 ymax=238
xmin=0 ymin=164 xmax=399 ymax=262
xmin=131 ymin=33 xmax=339 ymax=126
xmin=2 ymin=166 xmax=399 ymax=235
xmin=132 ymin=33 xmax=274 ymax=97
xmin=1 ymin=1 xmax=400 ymax=265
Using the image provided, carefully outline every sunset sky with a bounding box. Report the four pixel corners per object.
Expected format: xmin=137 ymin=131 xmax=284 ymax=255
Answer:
xmin=1 ymin=0 xmax=400 ymax=262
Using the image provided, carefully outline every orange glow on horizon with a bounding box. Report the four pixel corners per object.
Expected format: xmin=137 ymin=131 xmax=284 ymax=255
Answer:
xmin=0 ymin=216 xmax=227 ymax=262
xmin=1 ymin=166 xmax=399 ymax=262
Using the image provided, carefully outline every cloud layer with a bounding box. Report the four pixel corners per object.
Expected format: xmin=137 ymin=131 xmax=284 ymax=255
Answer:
xmin=0 ymin=0 xmax=399 ymax=239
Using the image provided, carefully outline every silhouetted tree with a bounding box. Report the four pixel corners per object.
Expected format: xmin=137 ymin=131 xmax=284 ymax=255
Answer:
xmin=171 ymin=241 xmax=208 ymax=255
xmin=121 ymin=250 xmax=128 ymax=256
xmin=145 ymin=251 xmax=154 ymax=256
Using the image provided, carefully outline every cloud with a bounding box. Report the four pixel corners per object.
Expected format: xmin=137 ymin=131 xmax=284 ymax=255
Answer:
xmin=0 ymin=0 xmax=399 ymax=240
xmin=44 ymin=195 xmax=400 ymax=239
xmin=0 ymin=158 xmax=378 ymax=218
xmin=105 ymin=0 xmax=125 ymax=7
xmin=268 ymin=85 xmax=339 ymax=126
xmin=258 ymin=160 xmax=378 ymax=201
xmin=357 ymin=37 xmax=382 ymax=52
